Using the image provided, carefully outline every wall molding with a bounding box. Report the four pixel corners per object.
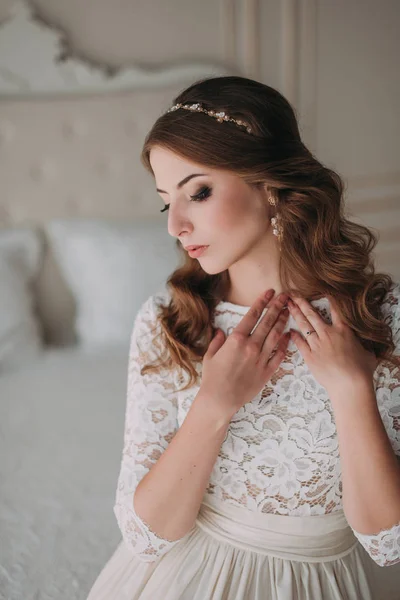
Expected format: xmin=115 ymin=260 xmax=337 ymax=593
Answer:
xmin=220 ymin=0 xmax=237 ymax=66
xmin=297 ymin=0 xmax=318 ymax=151
xmin=280 ymin=0 xmax=298 ymax=106
xmin=279 ymin=0 xmax=319 ymax=152
xmin=242 ymin=0 xmax=261 ymax=80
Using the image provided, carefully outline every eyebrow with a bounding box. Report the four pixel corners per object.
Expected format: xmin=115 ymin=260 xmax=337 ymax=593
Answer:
xmin=156 ymin=173 xmax=207 ymax=194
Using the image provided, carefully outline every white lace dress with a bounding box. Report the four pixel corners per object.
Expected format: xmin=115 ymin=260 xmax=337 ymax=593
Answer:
xmin=87 ymin=283 xmax=400 ymax=600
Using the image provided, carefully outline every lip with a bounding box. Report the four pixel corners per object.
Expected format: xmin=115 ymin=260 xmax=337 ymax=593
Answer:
xmin=187 ymin=245 xmax=209 ymax=258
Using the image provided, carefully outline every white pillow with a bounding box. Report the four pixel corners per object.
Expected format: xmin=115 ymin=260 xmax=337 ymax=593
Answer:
xmin=46 ymin=218 xmax=180 ymax=347
xmin=0 ymin=227 xmax=44 ymax=372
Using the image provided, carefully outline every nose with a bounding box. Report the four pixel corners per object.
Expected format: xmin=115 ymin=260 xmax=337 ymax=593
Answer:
xmin=167 ymin=203 xmax=193 ymax=239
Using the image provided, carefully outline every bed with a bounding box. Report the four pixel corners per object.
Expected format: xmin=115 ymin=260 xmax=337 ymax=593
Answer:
xmin=0 ymin=346 xmax=129 ymax=599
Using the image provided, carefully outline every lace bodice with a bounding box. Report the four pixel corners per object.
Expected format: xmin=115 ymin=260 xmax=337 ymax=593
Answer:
xmin=114 ymin=283 xmax=400 ymax=566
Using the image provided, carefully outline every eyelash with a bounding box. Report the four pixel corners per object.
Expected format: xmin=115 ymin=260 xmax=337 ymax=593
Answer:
xmin=160 ymin=186 xmax=212 ymax=213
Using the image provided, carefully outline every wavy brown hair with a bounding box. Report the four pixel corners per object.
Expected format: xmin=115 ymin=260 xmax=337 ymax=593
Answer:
xmin=139 ymin=75 xmax=399 ymax=391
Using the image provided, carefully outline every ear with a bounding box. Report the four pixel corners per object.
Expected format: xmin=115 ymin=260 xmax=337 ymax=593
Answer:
xmin=262 ymin=184 xmax=272 ymax=204
xmin=264 ymin=185 xmax=277 ymax=208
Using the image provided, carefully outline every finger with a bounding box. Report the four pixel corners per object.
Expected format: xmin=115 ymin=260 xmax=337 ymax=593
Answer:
xmin=263 ymin=331 xmax=290 ymax=372
xmin=250 ymin=293 xmax=289 ymax=342
xmin=204 ymin=328 xmax=225 ymax=359
xmin=287 ymin=299 xmax=314 ymax=336
xmin=326 ymin=294 xmax=345 ymax=328
xmin=258 ymin=306 xmax=289 ymax=355
xmin=289 ymin=328 xmax=312 ymax=357
xmin=234 ymin=289 xmax=276 ymax=336
xmin=289 ymin=297 xmax=325 ymax=337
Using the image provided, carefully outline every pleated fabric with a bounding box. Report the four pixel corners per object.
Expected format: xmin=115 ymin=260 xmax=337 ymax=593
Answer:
xmin=87 ymin=496 xmax=375 ymax=600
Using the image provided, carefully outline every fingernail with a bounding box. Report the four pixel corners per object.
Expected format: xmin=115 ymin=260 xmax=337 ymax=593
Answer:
xmin=265 ymin=289 xmax=275 ymax=299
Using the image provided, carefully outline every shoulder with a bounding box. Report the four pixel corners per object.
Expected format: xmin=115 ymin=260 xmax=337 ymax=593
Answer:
xmin=136 ymin=288 xmax=170 ymax=318
xmin=380 ymin=281 xmax=400 ymax=350
xmin=381 ymin=281 xmax=400 ymax=314
xmin=131 ymin=287 xmax=171 ymax=346
xmin=374 ymin=282 xmax=400 ymax=456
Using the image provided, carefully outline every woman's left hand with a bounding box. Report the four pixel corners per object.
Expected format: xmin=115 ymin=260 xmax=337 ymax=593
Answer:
xmin=287 ymin=295 xmax=378 ymax=394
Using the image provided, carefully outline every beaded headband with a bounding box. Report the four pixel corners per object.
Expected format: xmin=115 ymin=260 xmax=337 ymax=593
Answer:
xmin=166 ymin=102 xmax=253 ymax=134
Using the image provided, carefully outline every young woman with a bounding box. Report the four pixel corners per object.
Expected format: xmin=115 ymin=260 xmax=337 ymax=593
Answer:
xmin=87 ymin=76 xmax=400 ymax=599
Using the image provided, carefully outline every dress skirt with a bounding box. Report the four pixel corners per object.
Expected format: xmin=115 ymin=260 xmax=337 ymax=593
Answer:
xmin=86 ymin=495 xmax=376 ymax=600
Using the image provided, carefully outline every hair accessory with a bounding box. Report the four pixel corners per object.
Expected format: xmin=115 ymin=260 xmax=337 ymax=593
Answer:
xmin=166 ymin=102 xmax=253 ymax=134
xmin=268 ymin=195 xmax=283 ymax=242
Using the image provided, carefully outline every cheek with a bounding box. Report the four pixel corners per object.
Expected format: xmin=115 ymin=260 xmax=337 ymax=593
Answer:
xmin=209 ymin=194 xmax=250 ymax=232
xmin=214 ymin=205 xmax=265 ymax=238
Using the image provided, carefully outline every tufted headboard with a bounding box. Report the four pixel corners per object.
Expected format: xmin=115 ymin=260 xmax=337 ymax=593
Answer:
xmin=1 ymin=87 xmax=194 ymax=344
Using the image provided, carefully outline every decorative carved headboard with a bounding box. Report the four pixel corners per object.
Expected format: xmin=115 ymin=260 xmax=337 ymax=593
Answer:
xmin=0 ymin=1 xmax=233 ymax=344
xmin=0 ymin=0 xmax=234 ymax=227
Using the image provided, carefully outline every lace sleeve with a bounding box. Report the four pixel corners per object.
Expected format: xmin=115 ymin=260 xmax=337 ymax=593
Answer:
xmin=113 ymin=292 xmax=187 ymax=563
xmin=351 ymin=282 xmax=400 ymax=567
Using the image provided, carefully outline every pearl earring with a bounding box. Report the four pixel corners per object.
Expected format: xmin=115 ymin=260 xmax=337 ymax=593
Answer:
xmin=268 ymin=195 xmax=283 ymax=241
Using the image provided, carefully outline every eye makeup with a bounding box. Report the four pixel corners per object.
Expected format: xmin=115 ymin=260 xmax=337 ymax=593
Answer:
xmin=160 ymin=186 xmax=212 ymax=213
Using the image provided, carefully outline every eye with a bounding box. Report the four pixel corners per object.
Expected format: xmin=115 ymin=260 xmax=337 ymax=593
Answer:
xmin=160 ymin=186 xmax=212 ymax=213
xmin=191 ymin=185 xmax=212 ymax=201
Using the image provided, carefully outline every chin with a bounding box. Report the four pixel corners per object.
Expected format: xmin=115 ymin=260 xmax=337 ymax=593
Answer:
xmin=197 ymin=258 xmax=230 ymax=276
xmin=198 ymin=264 xmax=221 ymax=275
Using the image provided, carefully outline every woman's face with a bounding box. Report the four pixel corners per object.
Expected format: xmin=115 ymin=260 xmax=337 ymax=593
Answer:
xmin=149 ymin=146 xmax=272 ymax=275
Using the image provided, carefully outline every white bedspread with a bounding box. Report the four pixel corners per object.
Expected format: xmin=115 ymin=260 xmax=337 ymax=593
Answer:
xmin=0 ymin=346 xmax=129 ymax=600
xmin=1 ymin=346 xmax=399 ymax=599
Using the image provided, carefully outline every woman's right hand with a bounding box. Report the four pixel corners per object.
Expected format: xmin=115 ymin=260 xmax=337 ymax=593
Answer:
xmin=199 ymin=289 xmax=290 ymax=422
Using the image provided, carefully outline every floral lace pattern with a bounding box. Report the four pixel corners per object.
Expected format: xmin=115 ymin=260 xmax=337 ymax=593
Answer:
xmin=113 ymin=298 xmax=185 ymax=562
xmin=114 ymin=283 xmax=400 ymax=565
